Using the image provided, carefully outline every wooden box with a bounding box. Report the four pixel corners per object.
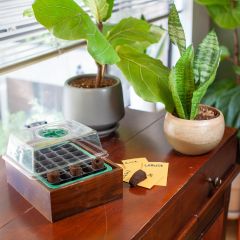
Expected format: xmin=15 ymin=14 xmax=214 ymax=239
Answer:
xmin=5 ymin=159 xmax=123 ymax=222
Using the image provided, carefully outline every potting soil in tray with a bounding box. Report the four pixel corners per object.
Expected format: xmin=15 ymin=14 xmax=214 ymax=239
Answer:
xmin=34 ymin=141 xmax=112 ymax=189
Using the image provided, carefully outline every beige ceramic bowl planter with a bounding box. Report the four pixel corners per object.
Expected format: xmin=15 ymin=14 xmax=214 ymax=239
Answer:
xmin=164 ymin=105 xmax=225 ymax=155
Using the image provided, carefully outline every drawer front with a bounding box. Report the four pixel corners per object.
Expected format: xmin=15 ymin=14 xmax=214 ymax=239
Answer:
xmin=140 ymin=136 xmax=237 ymax=240
xmin=177 ymin=187 xmax=228 ymax=240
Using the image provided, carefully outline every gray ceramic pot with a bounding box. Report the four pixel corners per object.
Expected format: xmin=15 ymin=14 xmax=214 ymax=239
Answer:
xmin=63 ymin=74 xmax=125 ymax=136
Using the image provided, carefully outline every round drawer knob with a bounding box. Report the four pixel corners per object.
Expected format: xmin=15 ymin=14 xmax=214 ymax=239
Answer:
xmin=207 ymin=177 xmax=222 ymax=188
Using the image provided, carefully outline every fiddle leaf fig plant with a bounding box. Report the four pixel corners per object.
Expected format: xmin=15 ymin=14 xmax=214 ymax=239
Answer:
xmin=117 ymin=3 xmax=221 ymax=120
xmin=30 ymin=0 xmax=163 ymax=88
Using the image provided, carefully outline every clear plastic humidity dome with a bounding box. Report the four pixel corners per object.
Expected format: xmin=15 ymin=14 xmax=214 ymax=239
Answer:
xmin=3 ymin=120 xmax=111 ymax=188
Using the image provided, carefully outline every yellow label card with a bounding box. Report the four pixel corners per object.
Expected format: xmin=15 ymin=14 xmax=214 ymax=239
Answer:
xmin=122 ymin=158 xmax=148 ymax=169
xmin=123 ymin=168 xmax=136 ymax=182
xmin=138 ymin=162 xmax=169 ymax=188
xmin=155 ymin=163 xmax=169 ymax=186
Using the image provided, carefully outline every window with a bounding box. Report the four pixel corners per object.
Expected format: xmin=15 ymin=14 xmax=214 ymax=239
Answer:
xmin=0 ymin=0 xmax=170 ymax=72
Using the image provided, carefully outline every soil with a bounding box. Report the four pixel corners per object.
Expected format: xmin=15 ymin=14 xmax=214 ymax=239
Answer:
xmin=69 ymin=77 xmax=116 ymax=88
xmin=194 ymin=105 xmax=220 ymax=120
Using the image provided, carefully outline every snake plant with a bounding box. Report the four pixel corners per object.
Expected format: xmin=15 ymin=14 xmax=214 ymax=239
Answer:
xmin=118 ymin=3 xmax=221 ymax=120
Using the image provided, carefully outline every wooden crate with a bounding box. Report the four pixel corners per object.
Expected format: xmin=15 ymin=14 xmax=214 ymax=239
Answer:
xmin=5 ymin=159 xmax=123 ymax=222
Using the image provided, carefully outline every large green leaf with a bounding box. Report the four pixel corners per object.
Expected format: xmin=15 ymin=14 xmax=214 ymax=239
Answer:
xmin=82 ymin=0 xmax=113 ymax=22
xmin=207 ymin=3 xmax=240 ymax=29
xmin=216 ymin=86 xmax=240 ymax=127
xmin=169 ymin=46 xmax=195 ymax=119
xmin=107 ymin=17 xmax=163 ymax=49
xmin=203 ymin=79 xmax=240 ymax=137
xmin=116 ymin=45 xmax=174 ymax=112
xmin=190 ymin=51 xmax=221 ymax=119
xmin=168 ymin=3 xmax=186 ymax=55
xmin=195 ymin=0 xmax=240 ymax=29
xmin=203 ymin=78 xmax=236 ymax=106
xmin=194 ymin=31 xmax=220 ymax=84
xmin=32 ymin=0 xmax=119 ymax=65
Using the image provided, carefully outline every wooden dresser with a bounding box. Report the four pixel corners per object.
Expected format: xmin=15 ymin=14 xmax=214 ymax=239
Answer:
xmin=0 ymin=108 xmax=239 ymax=240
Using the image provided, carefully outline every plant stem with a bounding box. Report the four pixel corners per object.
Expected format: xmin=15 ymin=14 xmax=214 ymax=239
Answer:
xmin=98 ymin=21 xmax=103 ymax=32
xmin=95 ymin=21 xmax=104 ymax=88
xmin=233 ymin=29 xmax=240 ymax=84
xmin=95 ymin=63 xmax=104 ymax=88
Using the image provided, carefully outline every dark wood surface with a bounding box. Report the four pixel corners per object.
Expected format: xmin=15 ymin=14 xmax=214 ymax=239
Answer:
xmin=5 ymin=158 xmax=123 ymax=222
xmin=0 ymin=108 xmax=238 ymax=240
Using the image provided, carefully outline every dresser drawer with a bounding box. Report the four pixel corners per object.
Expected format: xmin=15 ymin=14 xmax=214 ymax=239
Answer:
xmin=140 ymin=135 xmax=238 ymax=240
xmin=176 ymin=167 xmax=238 ymax=240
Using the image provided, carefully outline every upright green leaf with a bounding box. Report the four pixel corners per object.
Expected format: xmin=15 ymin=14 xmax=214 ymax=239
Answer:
xmin=194 ymin=31 xmax=220 ymax=84
xmin=116 ymin=45 xmax=174 ymax=112
xmin=190 ymin=51 xmax=221 ymax=119
xmin=107 ymin=17 xmax=163 ymax=49
xmin=32 ymin=0 xmax=119 ymax=65
xmin=168 ymin=3 xmax=186 ymax=55
xmin=82 ymin=0 xmax=113 ymax=22
xmin=169 ymin=45 xmax=195 ymax=119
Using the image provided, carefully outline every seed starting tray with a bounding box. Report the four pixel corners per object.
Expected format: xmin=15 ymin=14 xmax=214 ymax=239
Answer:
xmin=34 ymin=141 xmax=112 ymax=188
xmin=3 ymin=120 xmax=123 ymax=222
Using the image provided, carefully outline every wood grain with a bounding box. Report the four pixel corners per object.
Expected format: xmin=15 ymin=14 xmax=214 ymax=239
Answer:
xmin=0 ymin=108 xmax=238 ymax=240
xmin=5 ymin=159 xmax=122 ymax=222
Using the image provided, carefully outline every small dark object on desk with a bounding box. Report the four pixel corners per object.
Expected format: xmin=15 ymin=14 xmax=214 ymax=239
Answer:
xmin=129 ymin=170 xmax=147 ymax=187
xmin=47 ymin=170 xmax=60 ymax=183
xmin=91 ymin=158 xmax=104 ymax=169
xmin=69 ymin=164 xmax=83 ymax=176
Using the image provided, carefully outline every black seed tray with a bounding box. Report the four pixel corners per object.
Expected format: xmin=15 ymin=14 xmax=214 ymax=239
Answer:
xmin=33 ymin=142 xmax=103 ymax=176
xmin=40 ymin=163 xmax=106 ymax=185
